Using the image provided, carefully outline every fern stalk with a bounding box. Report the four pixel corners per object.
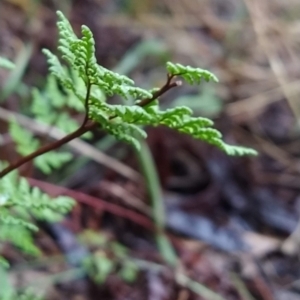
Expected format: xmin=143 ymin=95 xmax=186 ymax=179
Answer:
xmin=0 ymin=81 xmax=94 ymax=179
xmin=0 ymin=121 xmax=96 ymax=178
xmin=136 ymin=140 xmax=177 ymax=266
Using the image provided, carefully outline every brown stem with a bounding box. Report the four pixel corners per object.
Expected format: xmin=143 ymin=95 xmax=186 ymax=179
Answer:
xmin=0 ymin=73 xmax=180 ymax=179
xmin=0 ymin=81 xmax=93 ymax=179
xmin=0 ymin=122 xmax=97 ymax=178
xmin=138 ymin=74 xmax=181 ymax=107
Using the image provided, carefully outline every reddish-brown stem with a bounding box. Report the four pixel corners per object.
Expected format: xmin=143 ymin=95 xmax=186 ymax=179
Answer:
xmin=138 ymin=74 xmax=181 ymax=107
xmin=0 ymin=122 xmax=97 ymax=178
xmin=0 ymin=73 xmax=180 ymax=179
xmin=0 ymin=81 xmax=93 ymax=179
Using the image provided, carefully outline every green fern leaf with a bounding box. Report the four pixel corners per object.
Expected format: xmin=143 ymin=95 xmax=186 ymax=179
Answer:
xmin=0 ymin=161 xmax=75 ymax=259
xmin=42 ymin=11 xmax=257 ymax=155
xmin=166 ymin=62 xmax=219 ymax=84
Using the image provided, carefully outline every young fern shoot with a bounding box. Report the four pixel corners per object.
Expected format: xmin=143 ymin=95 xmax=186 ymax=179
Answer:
xmin=0 ymin=11 xmax=257 ymax=179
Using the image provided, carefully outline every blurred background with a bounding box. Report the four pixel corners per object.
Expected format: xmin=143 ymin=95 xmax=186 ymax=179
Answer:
xmin=1 ymin=0 xmax=300 ymax=299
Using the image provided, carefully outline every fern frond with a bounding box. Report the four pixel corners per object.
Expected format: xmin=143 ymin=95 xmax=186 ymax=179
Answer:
xmin=218 ymin=144 xmax=258 ymax=156
xmin=35 ymin=151 xmax=73 ymax=174
xmin=0 ymin=210 xmax=37 ymax=231
xmin=45 ymin=11 xmax=153 ymax=103
xmin=2 ymin=174 xmax=74 ymax=219
xmin=32 ymin=75 xmax=85 ymax=113
xmin=0 ymin=162 xmax=75 ymax=260
xmin=166 ymin=62 xmax=219 ymax=84
xmin=41 ymin=11 xmax=257 ymax=155
xmin=1 ymin=175 xmax=70 ymax=216
xmin=9 ymin=119 xmax=40 ymax=155
xmin=42 ymin=49 xmax=73 ymax=90
xmin=0 ymin=224 xmax=40 ymax=256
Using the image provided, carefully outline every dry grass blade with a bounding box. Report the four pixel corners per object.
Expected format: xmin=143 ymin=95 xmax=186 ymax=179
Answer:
xmin=237 ymin=128 xmax=300 ymax=173
xmin=244 ymin=0 xmax=300 ymax=120
xmin=99 ymin=180 xmax=151 ymax=215
xmin=226 ymin=79 xmax=300 ymax=121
